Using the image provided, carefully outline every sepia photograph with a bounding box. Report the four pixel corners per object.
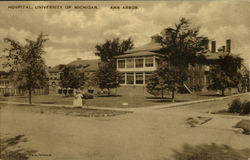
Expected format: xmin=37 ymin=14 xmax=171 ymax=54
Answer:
xmin=0 ymin=0 xmax=249 ymax=160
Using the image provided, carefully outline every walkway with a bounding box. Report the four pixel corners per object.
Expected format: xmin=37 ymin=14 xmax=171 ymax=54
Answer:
xmin=1 ymin=93 xmax=249 ymax=112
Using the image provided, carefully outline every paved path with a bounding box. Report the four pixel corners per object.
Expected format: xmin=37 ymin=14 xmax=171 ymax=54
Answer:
xmin=0 ymin=92 xmax=249 ymax=112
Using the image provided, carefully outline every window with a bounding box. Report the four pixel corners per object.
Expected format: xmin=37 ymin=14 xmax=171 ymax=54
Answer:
xmin=136 ymin=73 xmax=143 ymax=84
xmin=145 ymin=72 xmax=152 ymax=84
xmin=145 ymin=57 xmax=153 ymax=67
xmin=119 ymin=73 xmax=125 ymax=84
xmin=126 ymin=58 xmax=134 ymax=68
xmin=118 ymin=59 xmax=125 ymax=68
xmin=126 ymin=73 xmax=134 ymax=84
xmin=135 ymin=58 xmax=143 ymax=68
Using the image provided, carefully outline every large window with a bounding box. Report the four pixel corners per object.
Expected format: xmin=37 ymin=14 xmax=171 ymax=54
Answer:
xmin=126 ymin=58 xmax=134 ymax=68
xmin=119 ymin=73 xmax=125 ymax=84
xmin=118 ymin=59 xmax=125 ymax=68
xmin=145 ymin=72 xmax=152 ymax=84
xmin=136 ymin=73 xmax=143 ymax=84
xmin=126 ymin=73 xmax=134 ymax=84
xmin=145 ymin=57 xmax=153 ymax=67
xmin=135 ymin=58 xmax=143 ymax=68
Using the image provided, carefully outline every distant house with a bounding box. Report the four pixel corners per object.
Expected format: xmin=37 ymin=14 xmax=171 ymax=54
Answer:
xmin=48 ymin=58 xmax=100 ymax=94
xmin=0 ymin=71 xmax=49 ymax=96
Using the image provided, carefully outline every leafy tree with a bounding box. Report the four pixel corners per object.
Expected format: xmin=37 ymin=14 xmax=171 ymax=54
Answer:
xmin=95 ymin=37 xmax=134 ymax=67
xmin=147 ymin=61 xmax=187 ymax=101
xmin=94 ymin=37 xmax=133 ymax=95
xmin=60 ymin=65 xmax=85 ymax=94
xmin=147 ymin=18 xmax=208 ymax=101
xmin=96 ymin=62 xmax=121 ymax=96
xmin=208 ymin=54 xmax=243 ymax=96
xmin=3 ymin=33 xmax=48 ymax=104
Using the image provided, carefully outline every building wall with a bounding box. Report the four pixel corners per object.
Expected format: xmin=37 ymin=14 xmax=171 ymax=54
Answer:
xmin=117 ymin=56 xmax=158 ymax=86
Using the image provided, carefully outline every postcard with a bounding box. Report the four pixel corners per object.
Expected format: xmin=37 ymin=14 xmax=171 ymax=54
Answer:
xmin=0 ymin=1 xmax=249 ymax=160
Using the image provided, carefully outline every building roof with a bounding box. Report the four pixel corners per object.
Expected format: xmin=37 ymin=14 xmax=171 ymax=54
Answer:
xmin=49 ymin=59 xmax=100 ymax=73
xmin=67 ymin=59 xmax=100 ymax=72
xmin=125 ymin=42 xmax=162 ymax=54
xmin=114 ymin=51 xmax=162 ymax=58
xmin=204 ymin=51 xmax=234 ymax=60
xmin=49 ymin=64 xmax=66 ymax=73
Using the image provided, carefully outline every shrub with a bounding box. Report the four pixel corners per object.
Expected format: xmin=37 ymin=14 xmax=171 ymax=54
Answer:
xmin=241 ymin=101 xmax=250 ymax=115
xmin=58 ymin=89 xmax=62 ymax=94
xmin=228 ymin=99 xmax=250 ymax=115
xmin=63 ymin=89 xmax=67 ymax=96
xmin=228 ymin=99 xmax=242 ymax=113
xmin=68 ymin=89 xmax=73 ymax=95
xmin=3 ymin=93 xmax=10 ymax=97
xmin=81 ymin=93 xmax=94 ymax=99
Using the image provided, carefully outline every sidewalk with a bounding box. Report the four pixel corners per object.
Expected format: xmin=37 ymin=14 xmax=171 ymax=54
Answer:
xmin=1 ymin=93 xmax=249 ymax=112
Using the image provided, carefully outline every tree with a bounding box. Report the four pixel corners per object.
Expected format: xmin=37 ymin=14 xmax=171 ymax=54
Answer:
xmin=155 ymin=18 xmax=208 ymax=67
xmin=95 ymin=37 xmax=134 ymax=67
xmin=96 ymin=63 xmax=121 ymax=96
xmin=147 ymin=60 xmax=187 ymax=101
xmin=3 ymin=33 xmax=48 ymax=104
xmin=94 ymin=37 xmax=134 ymax=95
xmin=208 ymin=54 xmax=243 ymax=96
xmin=147 ymin=18 xmax=208 ymax=101
xmin=60 ymin=65 xmax=85 ymax=94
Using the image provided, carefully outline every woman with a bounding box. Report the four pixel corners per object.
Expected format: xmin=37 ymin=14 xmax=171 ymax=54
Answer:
xmin=73 ymin=90 xmax=83 ymax=107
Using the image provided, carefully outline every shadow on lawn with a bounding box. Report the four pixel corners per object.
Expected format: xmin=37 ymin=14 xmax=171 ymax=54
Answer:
xmin=160 ymin=143 xmax=250 ymax=160
xmin=1 ymin=135 xmax=37 ymax=160
xmin=146 ymin=97 xmax=188 ymax=103
xmin=96 ymin=95 xmax=122 ymax=97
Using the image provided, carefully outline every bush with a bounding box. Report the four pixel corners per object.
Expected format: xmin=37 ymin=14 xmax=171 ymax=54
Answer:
xmin=81 ymin=93 xmax=94 ymax=99
xmin=228 ymin=99 xmax=242 ymax=113
xmin=3 ymin=93 xmax=10 ymax=97
xmin=241 ymin=101 xmax=250 ymax=115
xmin=63 ymin=89 xmax=67 ymax=95
xmin=228 ymin=99 xmax=250 ymax=115
xmin=68 ymin=89 xmax=73 ymax=95
xmin=58 ymin=89 xmax=62 ymax=94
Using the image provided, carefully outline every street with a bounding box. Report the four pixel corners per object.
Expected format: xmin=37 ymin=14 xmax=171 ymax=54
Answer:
xmin=1 ymin=93 xmax=250 ymax=160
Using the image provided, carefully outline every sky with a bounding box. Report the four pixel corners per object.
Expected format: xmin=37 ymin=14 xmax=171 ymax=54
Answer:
xmin=0 ymin=0 xmax=249 ymax=68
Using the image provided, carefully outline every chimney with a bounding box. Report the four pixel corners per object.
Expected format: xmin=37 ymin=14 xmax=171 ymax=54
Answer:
xmin=203 ymin=39 xmax=209 ymax=51
xmin=226 ymin=39 xmax=231 ymax=53
xmin=211 ymin=41 xmax=216 ymax=53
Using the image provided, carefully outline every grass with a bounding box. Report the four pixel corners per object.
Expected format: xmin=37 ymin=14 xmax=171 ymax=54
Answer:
xmin=0 ymin=91 xmax=225 ymax=108
xmin=0 ymin=103 xmax=131 ymax=117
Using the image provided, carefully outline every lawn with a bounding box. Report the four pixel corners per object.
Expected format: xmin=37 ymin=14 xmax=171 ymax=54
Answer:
xmin=0 ymin=91 xmax=230 ymax=108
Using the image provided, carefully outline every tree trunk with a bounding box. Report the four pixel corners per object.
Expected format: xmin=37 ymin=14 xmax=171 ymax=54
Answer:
xmin=108 ymin=88 xmax=110 ymax=96
xmin=171 ymin=88 xmax=175 ymax=102
xmin=29 ymin=88 xmax=32 ymax=104
xmin=221 ymin=88 xmax=225 ymax=96
xmin=161 ymin=88 xmax=164 ymax=99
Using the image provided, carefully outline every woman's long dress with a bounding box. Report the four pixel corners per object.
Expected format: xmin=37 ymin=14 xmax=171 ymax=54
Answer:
xmin=73 ymin=93 xmax=82 ymax=107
